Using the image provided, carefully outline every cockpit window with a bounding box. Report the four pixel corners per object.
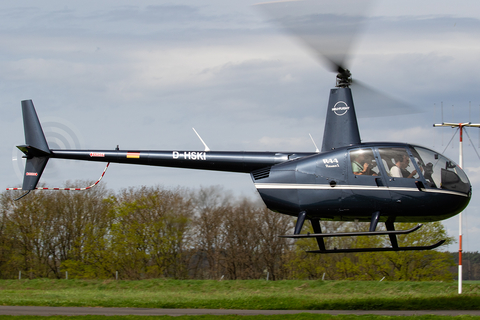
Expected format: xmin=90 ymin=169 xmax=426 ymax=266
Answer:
xmin=349 ymin=148 xmax=380 ymax=176
xmin=412 ymin=146 xmax=470 ymax=193
xmin=378 ymin=147 xmax=419 ymax=179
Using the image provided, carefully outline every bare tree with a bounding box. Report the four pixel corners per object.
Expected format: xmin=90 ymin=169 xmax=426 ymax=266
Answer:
xmin=190 ymin=186 xmax=231 ymax=279
xmin=257 ymin=206 xmax=293 ymax=280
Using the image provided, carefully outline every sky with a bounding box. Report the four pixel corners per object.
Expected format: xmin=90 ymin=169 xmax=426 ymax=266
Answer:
xmin=1 ymin=0 xmax=480 ymax=253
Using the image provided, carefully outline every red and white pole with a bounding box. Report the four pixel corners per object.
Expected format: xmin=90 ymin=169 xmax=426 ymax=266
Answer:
xmin=458 ymin=124 xmax=463 ymax=294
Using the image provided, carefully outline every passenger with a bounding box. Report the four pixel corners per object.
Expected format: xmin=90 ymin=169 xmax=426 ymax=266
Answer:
xmin=390 ymin=154 xmax=417 ymax=178
xmin=352 ymin=152 xmax=377 ymax=176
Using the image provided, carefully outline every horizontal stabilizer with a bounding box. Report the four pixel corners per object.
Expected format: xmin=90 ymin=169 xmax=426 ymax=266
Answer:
xmin=17 ymin=145 xmax=51 ymax=158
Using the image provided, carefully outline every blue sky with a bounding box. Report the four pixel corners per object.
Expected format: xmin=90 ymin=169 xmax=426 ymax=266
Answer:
xmin=2 ymin=0 xmax=480 ymax=252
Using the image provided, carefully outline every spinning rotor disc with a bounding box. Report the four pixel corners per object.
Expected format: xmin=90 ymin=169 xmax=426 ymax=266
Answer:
xmin=256 ymin=0 xmax=419 ymax=117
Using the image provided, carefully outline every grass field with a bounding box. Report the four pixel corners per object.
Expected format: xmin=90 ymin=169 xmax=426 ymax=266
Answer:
xmin=2 ymin=315 xmax=480 ymax=320
xmin=0 ymin=279 xmax=479 ymax=310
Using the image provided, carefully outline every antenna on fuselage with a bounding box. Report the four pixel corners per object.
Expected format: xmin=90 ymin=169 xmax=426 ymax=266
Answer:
xmin=192 ymin=128 xmax=211 ymax=152
xmin=309 ymin=133 xmax=320 ymax=153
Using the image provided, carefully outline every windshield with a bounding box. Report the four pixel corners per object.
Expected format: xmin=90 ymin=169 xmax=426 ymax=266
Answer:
xmin=411 ymin=146 xmax=470 ymax=194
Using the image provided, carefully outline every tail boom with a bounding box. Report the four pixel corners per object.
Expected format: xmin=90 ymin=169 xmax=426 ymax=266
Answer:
xmin=49 ymin=149 xmax=309 ymax=173
xmin=15 ymin=100 xmax=314 ymax=191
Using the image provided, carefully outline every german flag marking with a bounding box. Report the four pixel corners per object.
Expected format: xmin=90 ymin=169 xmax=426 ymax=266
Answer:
xmin=127 ymin=152 xmax=140 ymax=159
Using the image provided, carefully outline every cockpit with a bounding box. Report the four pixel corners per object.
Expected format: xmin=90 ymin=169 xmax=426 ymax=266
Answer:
xmin=349 ymin=145 xmax=470 ymax=194
xmin=410 ymin=146 xmax=470 ymax=194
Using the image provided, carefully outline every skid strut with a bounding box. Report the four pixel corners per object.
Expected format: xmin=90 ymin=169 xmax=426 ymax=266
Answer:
xmin=281 ymin=223 xmax=446 ymax=253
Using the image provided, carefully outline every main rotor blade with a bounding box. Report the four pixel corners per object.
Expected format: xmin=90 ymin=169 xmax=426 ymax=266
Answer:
xmin=255 ymin=0 xmax=374 ymax=73
xmin=256 ymin=0 xmax=418 ymax=117
xmin=351 ymin=79 xmax=421 ymax=118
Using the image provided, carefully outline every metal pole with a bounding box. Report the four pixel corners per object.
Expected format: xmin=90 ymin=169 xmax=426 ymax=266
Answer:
xmin=432 ymin=121 xmax=480 ymax=294
xmin=458 ymin=125 xmax=463 ymax=294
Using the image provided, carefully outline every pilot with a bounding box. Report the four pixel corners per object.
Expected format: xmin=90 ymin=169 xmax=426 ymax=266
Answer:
xmin=352 ymin=152 xmax=377 ymax=176
xmin=390 ymin=154 xmax=417 ymax=178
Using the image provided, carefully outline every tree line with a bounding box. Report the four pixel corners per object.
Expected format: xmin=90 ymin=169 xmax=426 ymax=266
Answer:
xmin=450 ymin=251 xmax=480 ymax=280
xmin=0 ymin=182 xmax=456 ymax=281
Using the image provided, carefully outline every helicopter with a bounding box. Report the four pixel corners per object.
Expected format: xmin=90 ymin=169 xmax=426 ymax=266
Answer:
xmin=11 ymin=0 xmax=472 ymax=253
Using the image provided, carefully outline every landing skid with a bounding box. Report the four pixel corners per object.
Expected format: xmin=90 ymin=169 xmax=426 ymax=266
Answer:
xmin=287 ymin=211 xmax=447 ymax=254
xmin=307 ymin=240 xmax=445 ymax=254
xmin=280 ymin=224 xmax=422 ymax=239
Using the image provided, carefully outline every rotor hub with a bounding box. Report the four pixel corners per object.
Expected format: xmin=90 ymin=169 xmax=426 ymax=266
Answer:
xmin=336 ymin=68 xmax=352 ymax=88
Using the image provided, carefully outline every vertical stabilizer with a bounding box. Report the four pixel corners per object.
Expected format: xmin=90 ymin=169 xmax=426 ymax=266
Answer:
xmin=22 ymin=156 xmax=49 ymax=190
xmin=17 ymin=100 xmax=51 ymax=190
xmin=22 ymin=100 xmax=50 ymax=154
xmin=321 ymin=87 xmax=361 ymax=151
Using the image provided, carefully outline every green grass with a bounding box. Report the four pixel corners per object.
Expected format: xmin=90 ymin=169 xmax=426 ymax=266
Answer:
xmin=2 ymin=315 xmax=480 ymax=320
xmin=1 ymin=316 xmax=480 ymax=320
xmin=0 ymin=279 xmax=479 ymax=310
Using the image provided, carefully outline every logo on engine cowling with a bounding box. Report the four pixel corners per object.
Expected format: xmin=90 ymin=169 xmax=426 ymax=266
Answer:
xmin=332 ymin=101 xmax=349 ymax=116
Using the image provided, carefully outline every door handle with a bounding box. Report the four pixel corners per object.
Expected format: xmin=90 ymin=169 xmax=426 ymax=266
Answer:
xmin=415 ymin=180 xmax=426 ymax=191
xmin=375 ymin=178 xmax=384 ymax=187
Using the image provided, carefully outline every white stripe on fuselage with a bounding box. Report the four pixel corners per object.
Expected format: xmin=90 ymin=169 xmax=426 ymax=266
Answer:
xmin=254 ymin=183 xmax=469 ymax=197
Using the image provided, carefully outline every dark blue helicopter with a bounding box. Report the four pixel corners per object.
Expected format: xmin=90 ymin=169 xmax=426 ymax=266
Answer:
xmin=12 ymin=0 xmax=472 ymax=253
